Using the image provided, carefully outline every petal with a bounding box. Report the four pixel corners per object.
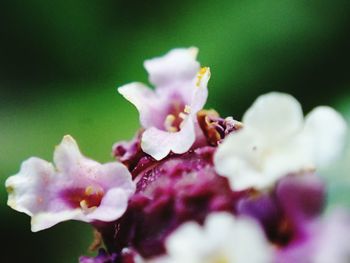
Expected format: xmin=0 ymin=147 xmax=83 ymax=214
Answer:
xmin=190 ymin=67 xmax=210 ymax=113
xmin=164 ymin=213 xmax=272 ymax=263
xmin=118 ymin=82 xmax=161 ymax=128
xmin=312 ymin=210 xmax=350 ymax=263
xmin=302 ymin=106 xmax=347 ymax=167
xmin=243 ymin=92 xmax=304 ymax=143
xmin=237 ymin=193 xmax=281 ymax=235
xmin=276 ymin=210 xmax=350 ymax=263
xmin=229 ymin=217 xmax=272 ymax=263
xmin=166 ymin=222 xmax=205 ymax=262
xmin=144 ymin=48 xmax=200 ymax=87
xmin=223 ymin=157 xmax=270 ymax=191
xmin=6 ymin=157 xmax=55 ymax=216
xmin=262 ymin=138 xmax=314 ymax=183
xmin=141 ymin=117 xmax=195 ymax=160
xmin=31 ymin=209 xmax=84 ymax=232
xmin=97 ymin=162 xmax=135 ymax=195
xmin=86 ymin=188 xmax=129 ymax=222
xmin=54 ymin=135 xmax=87 ymax=174
xmin=214 ymin=128 xmax=270 ymax=190
xmin=276 ymin=174 xmax=326 ymax=226
xmin=205 ymin=212 xmax=236 ymax=244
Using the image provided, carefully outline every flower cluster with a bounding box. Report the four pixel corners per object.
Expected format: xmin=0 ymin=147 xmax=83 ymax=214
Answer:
xmin=6 ymin=48 xmax=350 ymax=263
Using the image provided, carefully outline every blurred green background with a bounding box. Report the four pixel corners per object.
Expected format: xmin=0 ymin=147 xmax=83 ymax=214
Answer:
xmin=1 ymin=0 xmax=350 ymax=262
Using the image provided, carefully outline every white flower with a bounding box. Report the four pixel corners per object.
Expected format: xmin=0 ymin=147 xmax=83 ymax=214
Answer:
xmin=149 ymin=212 xmax=272 ymax=263
xmin=5 ymin=135 xmax=135 ymax=232
xmin=118 ymin=48 xmax=210 ymax=160
xmin=214 ymin=92 xmax=347 ymax=191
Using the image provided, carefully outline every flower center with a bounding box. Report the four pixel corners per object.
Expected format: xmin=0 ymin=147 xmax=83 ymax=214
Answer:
xmin=62 ymin=185 xmax=104 ymax=210
xmin=164 ymin=103 xmax=191 ymax=132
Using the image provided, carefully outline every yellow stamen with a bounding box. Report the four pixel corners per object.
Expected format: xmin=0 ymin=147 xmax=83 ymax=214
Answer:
xmin=196 ymin=67 xmax=209 ymax=87
xmin=179 ymin=112 xmax=187 ymax=120
xmin=184 ymin=105 xmax=191 ymax=114
xmin=80 ymin=200 xmax=98 ymax=212
xmin=85 ymin=186 xmax=94 ymax=195
xmin=80 ymin=200 xmax=89 ymax=210
xmin=164 ymin=114 xmax=178 ymax=132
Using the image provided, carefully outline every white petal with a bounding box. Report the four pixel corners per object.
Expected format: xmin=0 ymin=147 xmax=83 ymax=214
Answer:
xmin=214 ymin=129 xmax=269 ymax=190
xmin=243 ymin=92 xmax=303 ymax=143
xmin=31 ymin=209 xmax=84 ymax=232
xmin=303 ymin=106 xmax=347 ymax=167
xmin=190 ymin=67 xmax=210 ymax=113
xmin=141 ymin=117 xmax=195 ymax=160
xmin=5 ymin=157 xmax=55 ymax=216
xmin=164 ymin=212 xmax=272 ymax=263
xmin=205 ymin=212 xmax=236 ymax=244
xmin=54 ymin=135 xmax=85 ymax=173
xmin=166 ymin=222 xmax=205 ymax=263
xmin=229 ymin=216 xmax=272 ymax=263
xmin=118 ymin=82 xmax=160 ymax=128
xmin=263 ymin=137 xmax=314 ymax=179
xmin=144 ymin=48 xmax=200 ymax=87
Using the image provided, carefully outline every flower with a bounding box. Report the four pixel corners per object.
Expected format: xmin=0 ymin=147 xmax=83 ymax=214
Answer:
xmin=275 ymin=210 xmax=350 ymax=263
xmin=118 ymin=48 xmax=210 ymax=160
xmin=5 ymin=135 xmax=135 ymax=232
xmin=152 ymin=212 xmax=272 ymax=263
xmin=237 ymin=174 xmax=326 ymax=247
xmin=214 ymin=92 xmax=347 ymax=191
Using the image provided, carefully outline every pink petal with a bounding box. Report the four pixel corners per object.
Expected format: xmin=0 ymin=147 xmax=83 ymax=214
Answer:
xmin=97 ymin=162 xmax=135 ymax=194
xmin=87 ymin=188 xmax=129 ymax=222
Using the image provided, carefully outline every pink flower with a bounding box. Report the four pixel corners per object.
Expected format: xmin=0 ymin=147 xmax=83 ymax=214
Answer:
xmin=118 ymin=48 xmax=210 ymax=160
xmin=5 ymin=135 xmax=135 ymax=232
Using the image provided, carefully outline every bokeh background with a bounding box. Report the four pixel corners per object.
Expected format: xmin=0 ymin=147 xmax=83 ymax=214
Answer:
xmin=1 ymin=1 xmax=350 ymax=262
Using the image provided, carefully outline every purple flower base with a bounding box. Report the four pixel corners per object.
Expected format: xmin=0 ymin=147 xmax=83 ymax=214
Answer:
xmin=98 ymin=145 xmax=248 ymax=259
